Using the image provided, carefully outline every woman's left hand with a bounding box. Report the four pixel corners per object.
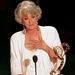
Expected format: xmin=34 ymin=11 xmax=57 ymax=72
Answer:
xmin=31 ymin=39 xmax=58 ymax=63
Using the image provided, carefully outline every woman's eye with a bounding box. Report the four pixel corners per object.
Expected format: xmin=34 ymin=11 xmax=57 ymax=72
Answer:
xmin=32 ymin=16 xmax=35 ymax=18
xmin=24 ymin=17 xmax=28 ymax=20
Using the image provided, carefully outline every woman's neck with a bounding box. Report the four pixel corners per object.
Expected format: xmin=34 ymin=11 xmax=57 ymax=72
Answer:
xmin=26 ymin=26 xmax=39 ymax=32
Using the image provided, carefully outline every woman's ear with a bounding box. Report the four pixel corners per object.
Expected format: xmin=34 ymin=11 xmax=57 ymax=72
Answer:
xmin=36 ymin=16 xmax=39 ymax=21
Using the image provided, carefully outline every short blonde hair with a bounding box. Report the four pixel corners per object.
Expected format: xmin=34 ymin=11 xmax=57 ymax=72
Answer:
xmin=14 ymin=0 xmax=42 ymax=24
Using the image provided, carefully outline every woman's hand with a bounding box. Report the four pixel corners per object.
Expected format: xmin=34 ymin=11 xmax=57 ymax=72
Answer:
xmin=25 ymin=29 xmax=58 ymax=63
xmin=29 ymin=39 xmax=58 ymax=64
xmin=40 ymin=40 xmax=58 ymax=64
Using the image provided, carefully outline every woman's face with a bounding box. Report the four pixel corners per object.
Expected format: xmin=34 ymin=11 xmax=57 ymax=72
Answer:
xmin=21 ymin=11 xmax=38 ymax=30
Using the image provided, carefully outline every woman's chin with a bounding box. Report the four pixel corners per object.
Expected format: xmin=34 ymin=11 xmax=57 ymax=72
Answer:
xmin=27 ymin=26 xmax=37 ymax=30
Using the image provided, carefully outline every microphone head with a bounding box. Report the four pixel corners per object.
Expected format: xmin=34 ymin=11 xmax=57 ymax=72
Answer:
xmin=33 ymin=55 xmax=38 ymax=63
xmin=23 ymin=59 xmax=30 ymax=67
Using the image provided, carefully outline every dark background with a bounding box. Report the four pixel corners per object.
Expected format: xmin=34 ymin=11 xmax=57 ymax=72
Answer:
xmin=0 ymin=0 xmax=75 ymax=75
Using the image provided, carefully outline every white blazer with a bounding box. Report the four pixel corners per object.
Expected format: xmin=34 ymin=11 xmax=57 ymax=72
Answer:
xmin=10 ymin=26 xmax=66 ymax=75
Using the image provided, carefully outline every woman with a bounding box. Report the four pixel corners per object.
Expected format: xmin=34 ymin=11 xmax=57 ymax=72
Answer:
xmin=10 ymin=0 xmax=66 ymax=75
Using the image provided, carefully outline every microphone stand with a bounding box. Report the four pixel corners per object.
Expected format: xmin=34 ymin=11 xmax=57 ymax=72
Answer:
xmin=33 ymin=55 xmax=38 ymax=75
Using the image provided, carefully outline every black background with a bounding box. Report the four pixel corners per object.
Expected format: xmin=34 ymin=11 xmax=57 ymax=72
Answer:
xmin=0 ymin=0 xmax=75 ymax=75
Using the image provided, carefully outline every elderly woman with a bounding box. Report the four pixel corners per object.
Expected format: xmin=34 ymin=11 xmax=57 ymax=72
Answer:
xmin=10 ymin=0 xmax=66 ymax=75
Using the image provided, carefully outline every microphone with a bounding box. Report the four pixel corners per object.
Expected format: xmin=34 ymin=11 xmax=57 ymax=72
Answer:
xmin=23 ymin=59 xmax=30 ymax=75
xmin=32 ymin=55 xmax=38 ymax=75
xmin=33 ymin=55 xmax=38 ymax=63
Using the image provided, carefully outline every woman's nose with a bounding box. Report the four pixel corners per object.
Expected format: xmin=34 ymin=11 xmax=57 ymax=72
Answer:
xmin=29 ymin=19 xmax=33 ymax=24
